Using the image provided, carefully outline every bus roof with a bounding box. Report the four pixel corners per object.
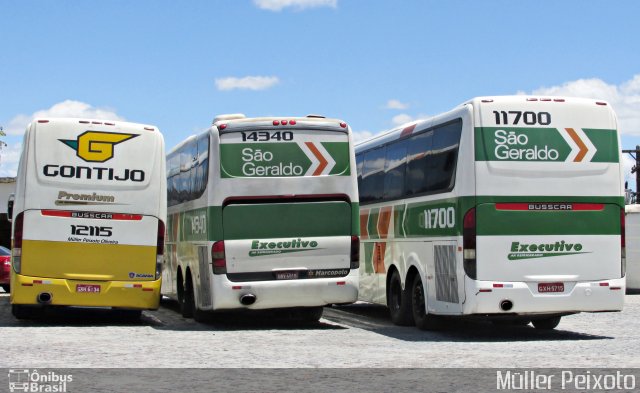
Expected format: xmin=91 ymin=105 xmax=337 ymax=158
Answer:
xmin=212 ymin=115 xmax=350 ymax=134
xmin=355 ymin=95 xmax=614 ymax=154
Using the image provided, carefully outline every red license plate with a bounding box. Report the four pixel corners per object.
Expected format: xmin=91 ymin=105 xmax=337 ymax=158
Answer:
xmin=76 ymin=284 xmax=101 ymax=293
xmin=538 ymin=282 xmax=564 ymax=293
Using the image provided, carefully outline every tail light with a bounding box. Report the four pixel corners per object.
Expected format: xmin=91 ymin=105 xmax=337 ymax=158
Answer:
xmin=350 ymin=235 xmax=360 ymax=269
xmin=621 ymin=208 xmax=626 ymax=278
xmin=155 ymin=220 xmax=165 ymax=280
xmin=212 ymin=241 xmax=226 ymax=274
xmin=463 ymin=208 xmax=476 ymax=279
xmin=12 ymin=212 xmax=24 ymax=274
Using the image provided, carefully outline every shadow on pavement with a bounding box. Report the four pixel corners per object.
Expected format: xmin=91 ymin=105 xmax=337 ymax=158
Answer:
xmin=327 ymin=303 xmax=614 ymax=343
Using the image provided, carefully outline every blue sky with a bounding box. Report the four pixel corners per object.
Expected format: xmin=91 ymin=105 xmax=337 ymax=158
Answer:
xmin=1 ymin=0 xmax=639 ymax=185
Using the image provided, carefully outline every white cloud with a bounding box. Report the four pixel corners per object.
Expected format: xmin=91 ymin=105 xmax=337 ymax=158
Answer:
xmin=0 ymin=142 xmax=22 ymax=177
xmin=385 ymin=99 xmax=409 ymax=110
xmin=4 ymin=100 xmax=124 ymax=136
xmin=253 ymin=0 xmax=337 ymax=11
xmin=215 ymin=76 xmax=280 ymax=91
xmin=391 ymin=114 xmax=415 ymax=126
xmin=353 ymin=130 xmax=375 ymax=143
xmin=524 ymin=74 xmax=640 ymax=136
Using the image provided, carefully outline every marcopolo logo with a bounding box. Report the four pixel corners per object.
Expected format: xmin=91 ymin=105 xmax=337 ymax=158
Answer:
xmin=508 ymin=240 xmax=589 ymax=260
xmin=249 ymin=238 xmax=320 ymax=257
xmin=59 ymin=131 xmax=138 ymax=163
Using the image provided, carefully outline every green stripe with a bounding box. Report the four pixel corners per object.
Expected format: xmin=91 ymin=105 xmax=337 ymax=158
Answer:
xmin=477 ymin=203 xmax=621 ymax=236
xmin=222 ymin=201 xmax=352 ymax=240
xmin=475 ymin=127 xmax=618 ymax=162
xmin=322 ymin=142 xmax=351 ymax=175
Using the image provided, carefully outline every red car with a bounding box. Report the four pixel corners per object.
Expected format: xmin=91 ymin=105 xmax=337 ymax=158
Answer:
xmin=0 ymin=246 xmax=10 ymax=292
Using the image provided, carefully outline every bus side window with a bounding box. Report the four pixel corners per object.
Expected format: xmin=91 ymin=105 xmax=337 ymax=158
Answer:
xmin=405 ymin=130 xmax=434 ymax=196
xmin=360 ymin=147 xmax=386 ymax=204
xmin=383 ymin=139 xmax=409 ymax=200
xmin=195 ymin=133 xmax=210 ymax=199
xmin=429 ymin=120 xmax=462 ymax=192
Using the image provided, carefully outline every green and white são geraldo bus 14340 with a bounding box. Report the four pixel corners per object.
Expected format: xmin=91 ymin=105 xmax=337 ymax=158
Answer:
xmin=161 ymin=114 xmax=359 ymax=321
xmin=356 ymin=96 xmax=625 ymax=330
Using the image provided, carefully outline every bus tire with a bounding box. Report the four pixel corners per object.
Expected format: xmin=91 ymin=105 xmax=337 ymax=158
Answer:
xmin=12 ymin=304 xmax=33 ymax=320
xmin=181 ymin=275 xmax=195 ymax=318
xmin=532 ymin=316 xmax=561 ymax=330
xmin=411 ymin=275 xmax=442 ymax=331
xmin=387 ymin=270 xmax=414 ymax=326
xmin=298 ymin=306 xmax=324 ymax=322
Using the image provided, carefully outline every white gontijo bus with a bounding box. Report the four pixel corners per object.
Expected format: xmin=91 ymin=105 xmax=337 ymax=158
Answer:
xmin=162 ymin=114 xmax=359 ymax=321
xmin=356 ymin=96 xmax=625 ymax=330
xmin=10 ymin=118 xmax=166 ymax=319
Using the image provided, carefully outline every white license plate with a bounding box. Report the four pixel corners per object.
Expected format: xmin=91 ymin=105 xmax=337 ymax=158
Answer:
xmin=76 ymin=284 xmax=101 ymax=293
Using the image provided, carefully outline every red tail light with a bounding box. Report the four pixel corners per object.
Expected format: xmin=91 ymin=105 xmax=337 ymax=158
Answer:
xmin=621 ymin=208 xmax=626 ymax=277
xmin=156 ymin=220 xmax=165 ymax=256
xmin=463 ymin=208 xmax=476 ymax=279
xmin=350 ymin=235 xmax=360 ymax=269
xmin=155 ymin=220 xmax=165 ymax=279
xmin=212 ymin=241 xmax=226 ymax=274
xmin=12 ymin=212 xmax=24 ymax=273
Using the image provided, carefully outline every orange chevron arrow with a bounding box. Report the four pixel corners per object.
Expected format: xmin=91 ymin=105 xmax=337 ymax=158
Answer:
xmin=565 ymin=128 xmax=588 ymax=162
xmin=305 ymin=142 xmax=328 ymax=176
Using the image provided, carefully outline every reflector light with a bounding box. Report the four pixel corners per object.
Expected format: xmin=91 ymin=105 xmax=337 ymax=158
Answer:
xmin=493 ymin=283 xmax=504 ymax=288
xmin=479 ymin=289 xmax=492 ymax=293
xmin=33 ymin=280 xmax=43 ymax=284
xmin=79 ymin=120 xmax=90 ymax=124
xmin=273 ymin=120 xmax=280 ymax=126
xmin=289 ymin=120 xmax=297 ymax=125
xmin=599 ymin=282 xmax=609 ymax=286
xmin=554 ymin=99 xmax=565 ymax=102
xmin=610 ymin=287 xmax=622 ymax=290
xmin=281 ymin=120 xmax=288 ymax=125
xmin=219 ymin=124 xmax=227 ymax=130
xmin=232 ymin=286 xmax=242 ymax=290
xmin=336 ymin=281 xmax=346 ymax=286
xmin=104 ymin=122 xmax=115 ymax=126
xmin=142 ymin=288 xmax=153 ymax=291
xmin=527 ymin=98 xmax=538 ymax=101
xmin=37 ymin=120 xmax=49 ymax=123
xmin=92 ymin=121 xmax=102 ymax=124
xmin=22 ymin=283 xmax=33 ymax=287
xmin=541 ymin=98 xmax=551 ymax=101
xmin=339 ymin=122 xmax=347 ymax=128
xmin=144 ymin=127 xmax=154 ymax=131
xmin=481 ymin=99 xmax=493 ymax=103
xmin=596 ymin=102 xmax=607 ymax=106
xmin=134 ymin=284 xmax=142 ymax=288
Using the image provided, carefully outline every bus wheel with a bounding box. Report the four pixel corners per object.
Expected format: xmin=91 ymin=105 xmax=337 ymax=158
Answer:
xmin=387 ymin=270 xmax=414 ymax=326
xmin=181 ymin=275 xmax=195 ymax=318
xmin=114 ymin=309 xmax=142 ymax=321
xmin=411 ymin=275 xmax=442 ymax=331
xmin=532 ymin=316 xmax=561 ymax=330
xmin=11 ymin=305 xmax=34 ymax=320
xmin=297 ymin=306 xmax=324 ymax=322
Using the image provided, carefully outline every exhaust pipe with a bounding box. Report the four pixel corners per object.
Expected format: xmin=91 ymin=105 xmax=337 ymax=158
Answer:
xmin=37 ymin=292 xmax=52 ymax=305
xmin=500 ymin=300 xmax=513 ymax=311
xmin=239 ymin=294 xmax=256 ymax=306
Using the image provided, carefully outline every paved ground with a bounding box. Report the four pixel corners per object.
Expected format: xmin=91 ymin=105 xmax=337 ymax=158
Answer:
xmin=2 ymin=291 xmax=639 ymax=369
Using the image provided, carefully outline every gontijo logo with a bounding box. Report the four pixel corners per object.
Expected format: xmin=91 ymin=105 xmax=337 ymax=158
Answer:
xmin=59 ymin=131 xmax=138 ymax=163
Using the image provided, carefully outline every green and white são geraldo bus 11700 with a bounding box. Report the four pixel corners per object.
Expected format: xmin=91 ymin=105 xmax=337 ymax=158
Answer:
xmin=161 ymin=114 xmax=359 ymax=321
xmin=356 ymin=96 xmax=625 ymax=330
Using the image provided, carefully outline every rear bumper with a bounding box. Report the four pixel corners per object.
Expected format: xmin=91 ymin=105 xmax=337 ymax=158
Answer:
xmin=10 ymin=273 xmax=161 ymax=310
xmin=208 ymin=269 xmax=358 ymax=310
xmin=463 ymin=276 xmax=625 ymax=315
